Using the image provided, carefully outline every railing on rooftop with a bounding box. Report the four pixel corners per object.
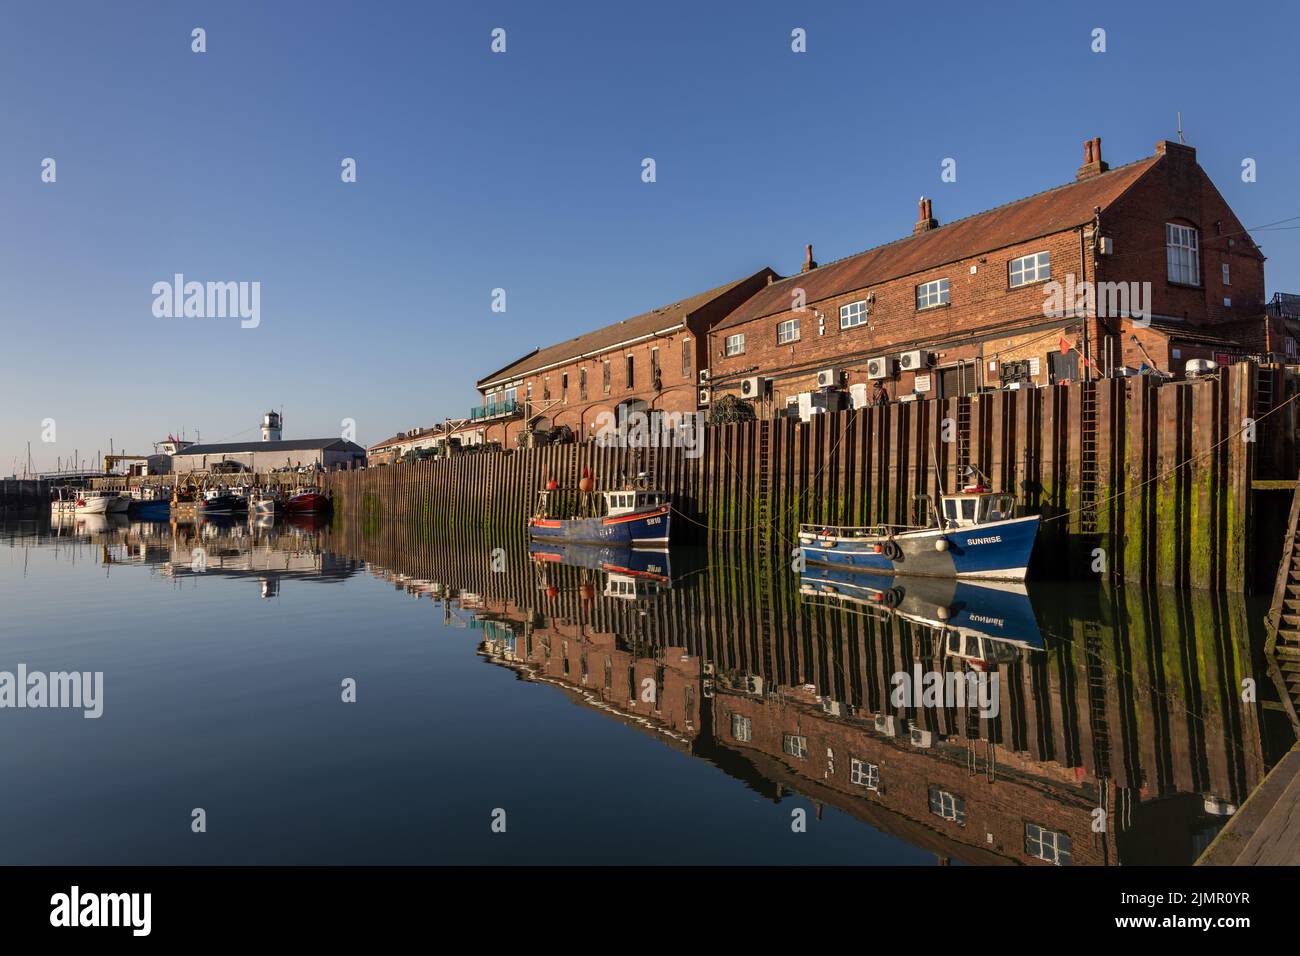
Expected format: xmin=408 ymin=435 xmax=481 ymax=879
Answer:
xmin=469 ymin=399 xmax=520 ymax=421
xmin=1267 ymin=292 xmax=1300 ymax=319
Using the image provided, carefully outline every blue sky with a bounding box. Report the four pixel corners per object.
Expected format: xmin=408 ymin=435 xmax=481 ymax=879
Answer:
xmin=3 ymin=0 xmax=1298 ymax=473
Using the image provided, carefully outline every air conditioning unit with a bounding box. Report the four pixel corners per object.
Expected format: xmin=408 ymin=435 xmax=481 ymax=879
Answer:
xmin=698 ymin=368 xmax=711 ymax=384
xmin=697 ymin=386 xmax=712 ymax=406
xmin=816 ymin=367 xmax=845 ymax=389
xmin=909 ymin=727 xmax=933 ymax=748
xmin=1097 ymin=236 xmax=1114 ymax=255
xmin=898 ymin=349 xmax=931 ymax=371
xmin=873 ymin=714 xmax=896 ymax=736
xmin=702 ymin=680 xmax=715 ymax=699
xmin=739 ymin=376 xmax=768 ymax=399
xmin=820 ymin=698 xmax=842 ymax=717
xmin=745 ymin=675 xmax=764 ymax=696
xmin=866 ymin=356 xmax=896 ymax=380
xmin=703 ymin=662 xmax=715 ymax=676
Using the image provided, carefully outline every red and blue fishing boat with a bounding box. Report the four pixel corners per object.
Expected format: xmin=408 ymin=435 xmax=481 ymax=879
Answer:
xmin=528 ymin=471 xmax=671 ymax=548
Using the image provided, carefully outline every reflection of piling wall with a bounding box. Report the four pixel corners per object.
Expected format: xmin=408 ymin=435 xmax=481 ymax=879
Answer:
xmin=326 ymin=364 xmax=1264 ymax=590
xmin=325 ymin=527 xmax=1269 ymax=863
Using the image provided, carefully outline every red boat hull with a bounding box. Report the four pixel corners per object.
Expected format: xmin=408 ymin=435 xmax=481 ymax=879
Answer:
xmin=285 ymin=492 xmax=329 ymax=514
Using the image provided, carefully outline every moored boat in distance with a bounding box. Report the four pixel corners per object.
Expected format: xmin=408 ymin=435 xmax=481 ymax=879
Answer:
xmin=798 ymin=475 xmax=1039 ymax=582
xmin=72 ymin=490 xmax=116 ymax=515
xmin=199 ymin=486 xmax=245 ymax=515
xmin=285 ymin=487 xmax=330 ymax=515
xmin=251 ymin=489 xmax=283 ymax=515
xmin=128 ymin=485 xmax=171 ymax=520
xmin=528 ymin=480 xmax=671 ymax=548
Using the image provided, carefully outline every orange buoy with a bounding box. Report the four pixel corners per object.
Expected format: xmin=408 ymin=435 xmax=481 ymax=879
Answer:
xmin=578 ymin=465 xmax=594 ymax=494
xmin=546 ymin=585 xmax=558 ymax=598
xmin=546 ymin=475 xmax=558 ymax=491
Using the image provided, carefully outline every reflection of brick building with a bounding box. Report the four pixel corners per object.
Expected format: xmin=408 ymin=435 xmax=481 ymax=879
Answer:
xmin=326 ymin=528 xmax=1273 ymax=865
xmin=472 ymin=270 xmax=774 ymax=448
xmin=708 ymin=137 xmax=1273 ymax=411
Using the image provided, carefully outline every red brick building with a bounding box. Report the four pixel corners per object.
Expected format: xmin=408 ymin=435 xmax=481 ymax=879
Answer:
xmin=706 ymin=137 xmax=1274 ymax=413
xmin=472 ymin=269 xmax=774 ymax=447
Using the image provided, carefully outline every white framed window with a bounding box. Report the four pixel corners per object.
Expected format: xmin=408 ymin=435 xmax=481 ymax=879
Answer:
xmin=724 ymin=333 xmax=745 ymax=356
xmin=1009 ymin=251 xmax=1051 ymax=288
xmin=776 ymin=317 xmax=801 ymax=345
xmin=1025 ymin=823 xmax=1073 ymax=865
xmin=928 ymin=785 xmax=966 ymax=824
xmin=731 ymin=714 xmax=752 ymax=742
xmin=1166 ymin=223 xmax=1200 ymax=285
xmin=1222 ymin=262 xmax=1231 ymax=286
xmin=840 ymin=300 xmax=869 ymax=329
xmin=916 ymin=278 xmax=950 ymax=310
xmin=782 ymin=733 xmax=808 ymax=759
xmin=850 ymin=758 xmax=879 ymax=790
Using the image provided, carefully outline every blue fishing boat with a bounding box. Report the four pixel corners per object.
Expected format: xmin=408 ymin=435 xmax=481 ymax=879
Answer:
xmin=528 ymin=482 xmax=671 ymax=548
xmin=127 ymin=486 xmax=171 ymax=521
xmin=798 ymin=476 xmax=1039 ymax=582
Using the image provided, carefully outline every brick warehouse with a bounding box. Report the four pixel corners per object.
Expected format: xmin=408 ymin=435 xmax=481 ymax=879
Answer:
xmin=706 ymin=136 xmax=1281 ymax=413
xmin=472 ymin=268 xmax=775 ymax=448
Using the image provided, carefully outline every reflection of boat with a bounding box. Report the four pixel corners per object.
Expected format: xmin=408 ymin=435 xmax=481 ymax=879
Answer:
xmin=798 ymin=480 xmax=1039 ymax=582
xmin=529 ymin=486 xmax=671 ymax=547
xmin=285 ymin=488 xmax=330 ymax=514
xmin=798 ymin=564 xmax=1043 ymax=659
xmin=528 ymin=541 xmax=671 ymax=581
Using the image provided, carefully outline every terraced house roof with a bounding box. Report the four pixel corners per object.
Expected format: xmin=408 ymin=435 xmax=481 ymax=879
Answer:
xmin=713 ymin=154 xmax=1162 ymax=332
xmin=477 ymin=270 xmax=773 ymax=388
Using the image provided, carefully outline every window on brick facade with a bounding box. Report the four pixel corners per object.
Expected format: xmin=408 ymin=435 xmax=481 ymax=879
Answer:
xmin=602 ymin=360 xmax=611 ymax=395
xmin=731 ymin=714 xmax=752 ymax=742
xmin=725 ymin=333 xmax=745 ymax=356
xmin=916 ymin=278 xmax=950 ymax=310
xmin=651 ymin=347 xmax=661 ymax=389
xmin=1166 ymin=223 xmax=1200 ymax=285
xmin=1025 ymin=823 xmax=1073 ymax=865
xmin=579 ymin=368 xmax=587 ymax=401
xmin=561 ymin=372 xmax=568 ymax=402
xmin=782 ymin=733 xmax=808 ymax=759
xmin=928 ymin=785 xmax=966 ymax=825
xmin=777 ymin=317 xmax=801 ymax=345
xmin=543 ymin=376 xmax=551 ymax=401
xmin=1009 ymin=251 xmax=1051 ymax=288
xmin=681 ymin=337 xmax=692 ymax=379
xmin=626 ymin=355 xmax=635 ymax=389
xmin=850 ymin=758 xmax=879 ymax=790
xmin=1222 ymin=262 xmax=1231 ymax=286
xmin=840 ymin=300 xmax=869 ymax=329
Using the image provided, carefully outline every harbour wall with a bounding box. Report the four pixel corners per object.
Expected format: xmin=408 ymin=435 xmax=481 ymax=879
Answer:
xmin=323 ymin=362 xmax=1283 ymax=591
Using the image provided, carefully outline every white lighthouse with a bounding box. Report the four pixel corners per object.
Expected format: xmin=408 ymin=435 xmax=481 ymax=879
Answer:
xmin=261 ymin=410 xmax=282 ymax=442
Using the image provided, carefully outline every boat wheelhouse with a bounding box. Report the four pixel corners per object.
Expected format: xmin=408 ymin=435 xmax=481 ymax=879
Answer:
xmin=798 ymin=476 xmax=1039 ymax=582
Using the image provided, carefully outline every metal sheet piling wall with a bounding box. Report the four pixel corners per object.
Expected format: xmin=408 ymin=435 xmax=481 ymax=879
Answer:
xmin=324 ymin=364 xmax=1261 ymax=591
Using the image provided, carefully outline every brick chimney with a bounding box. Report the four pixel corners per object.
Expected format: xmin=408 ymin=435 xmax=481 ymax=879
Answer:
xmin=1076 ymin=137 xmax=1109 ymax=180
xmin=801 ymin=243 xmax=818 ymax=273
xmin=913 ymin=196 xmax=938 ymax=234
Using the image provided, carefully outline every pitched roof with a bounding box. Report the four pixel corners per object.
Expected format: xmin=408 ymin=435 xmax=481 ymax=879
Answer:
xmin=369 ymin=427 xmax=442 ymax=451
xmin=477 ymin=271 xmax=771 ymax=388
xmin=175 ymin=438 xmax=364 ymax=456
xmin=714 ymin=154 xmax=1161 ymax=332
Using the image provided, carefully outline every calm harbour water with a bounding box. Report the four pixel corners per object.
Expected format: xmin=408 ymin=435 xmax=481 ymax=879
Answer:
xmin=0 ymin=513 xmax=1293 ymax=866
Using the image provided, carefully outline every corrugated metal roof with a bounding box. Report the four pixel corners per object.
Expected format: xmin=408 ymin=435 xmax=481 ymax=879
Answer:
xmin=174 ymin=439 xmax=364 ymax=456
xmin=714 ymin=155 xmax=1161 ymax=332
xmin=476 ymin=270 xmax=772 ymax=387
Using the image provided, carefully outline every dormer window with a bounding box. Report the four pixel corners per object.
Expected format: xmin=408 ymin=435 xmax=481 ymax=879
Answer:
xmin=1166 ymin=223 xmax=1200 ymax=285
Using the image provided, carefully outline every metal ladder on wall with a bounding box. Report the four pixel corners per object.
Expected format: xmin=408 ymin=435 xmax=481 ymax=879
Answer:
xmin=755 ymin=420 xmax=774 ymax=686
xmin=956 ymin=398 xmax=971 ymax=478
xmin=1256 ymin=367 xmax=1276 ymax=475
xmin=1079 ymin=382 xmax=1099 ymax=535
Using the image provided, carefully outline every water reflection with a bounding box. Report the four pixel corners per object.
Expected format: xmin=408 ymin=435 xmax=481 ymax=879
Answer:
xmin=1 ymin=514 xmax=1294 ymax=865
xmin=321 ymin=520 xmax=1296 ymax=866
